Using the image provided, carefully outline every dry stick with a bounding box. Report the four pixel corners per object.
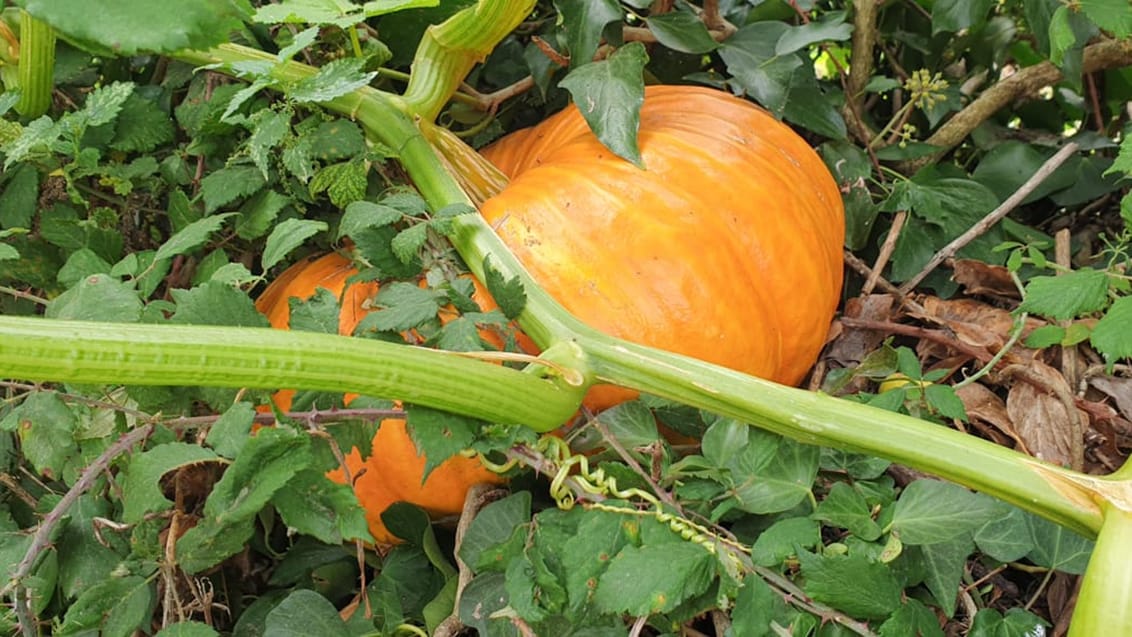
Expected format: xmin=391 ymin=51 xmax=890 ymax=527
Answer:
xmin=3 ymin=424 xmax=155 ymax=623
xmin=1055 ymin=229 xmax=1080 ymax=391
xmin=841 ymin=0 xmax=881 ymax=145
xmin=897 ymin=142 xmax=1081 ymax=295
xmin=863 ymin=210 xmax=907 ymax=296
xmin=905 ymin=38 xmax=1132 ymax=173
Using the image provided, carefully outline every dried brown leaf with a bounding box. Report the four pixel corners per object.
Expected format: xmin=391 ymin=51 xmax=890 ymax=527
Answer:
xmin=950 ymin=259 xmax=1020 ymax=301
xmin=955 ymin=382 xmax=1025 ymax=451
xmin=828 ymin=294 xmax=896 ymax=366
xmin=914 ymin=296 xmax=1017 ymax=350
xmin=1088 ymin=376 xmax=1132 ymax=421
xmin=1005 ymin=360 xmax=1087 ymax=468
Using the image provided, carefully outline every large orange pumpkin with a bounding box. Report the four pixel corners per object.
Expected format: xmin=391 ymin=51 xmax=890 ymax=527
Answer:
xmin=477 ymin=85 xmax=844 ymax=407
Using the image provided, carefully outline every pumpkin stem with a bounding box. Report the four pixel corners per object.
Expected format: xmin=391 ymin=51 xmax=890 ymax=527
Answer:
xmin=421 ymin=121 xmax=509 ymax=206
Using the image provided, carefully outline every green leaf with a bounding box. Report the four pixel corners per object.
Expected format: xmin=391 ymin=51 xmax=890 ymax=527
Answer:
xmin=931 ymin=0 xmax=995 ymax=34
xmin=57 ymin=495 xmax=127 ymax=599
xmin=969 ymin=608 xmax=1050 ymax=637
xmin=363 ymin=282 xmax=444 ymax=332
xmin=45 ymin=274 xmax=143 ymax=322
xmin=1025 ymin=514 xmax=1093 ymax=574
xmin=594 ymin=401 xmax=661 ymax=448
xmin=245 ymin=110 xmax=292 ymax=180
xmin=154 ymin=213 xmax=236 ymax=261
xmin=369 ymin=546 xmax=446 ymax=633
xmin=21 ymin=0 xmax=246 ymax=54
xmin=0 ymin=243 xmax=18 ymax=260
xmin=1019 ymin=268 xmax=1110 ymax=320
xmin=57 ymin=248 xmax=113 ymax=290
xmin=646 ymin=12 xmax=719 ymax=54
xmin=776 ymin=11 xmax=852 ymax=55
xmin=1079 ymin=0 xmax=1132 ymax=37
xmin=732 ymin=436 xmax=819 ymax=514
xmin=309 ymin=159 xmax=368 ymax=208
xmin=200 ymin=165 xmax=266 ymax=213
xmin=1 ymin=391 xmax=76 ymax=480
xmin=558 ymin=42 xmax=649 ymax=167
xmin=288 ymin=287 xmax=342 ymax=334
xmin=1091 ymin=296 xmax=1132 ymax=361
xmin=458 ymin=492 xmax=532 ymax=571
xmin=121 ymin=442 xmax=223 ymax=523
xmin=205 ymin=402 xmax=256 ymax=459
xmin=878 ymin=598 xmax=945 ymax=637
xmin=391 ymin=223 xmax=430 ymax=264
xmin=57 ymin=575 xmax=154 ymax=637
xmin=264 ymin=590 xmax=350 ymax=637
xmin=924 ymin=384 xmax=969 ymax=421
xmin=406 ymin=405 xmax=481 ymax=478
xmin=916 ymin=536 xmax=973 ymax=616
xmin=262 ymin=219 xmax=329 ymax=270
xmin=290 ymin=58 xmax=378 ymax=103
xmin=594 ymin=542 xmax=716 ymax=615
xmin=110 ymin=92 xmax=175 ymax=153
xmin=891 ymin=479 xmax=999 ymax=545
xmin=730 ymin=576 xmax=784 ymax=637
xmin=236 ymin=189 xmax=292 ymax=240
xmin=153 ymin=622 xmax=221 ymax=637
xmin=459 ymin=573 xmax=518 ymax=636
xmin=483 ymin=259 xmax=527 ymax=320
xmin=798 ymin=549 xmax=902 ymax=619
xmin=272 ymin=469 xmax=373 ymax=544
xmin=750 ymin=516 xmax=822 ymax=567
xmin=337 ymin=200 xmax=403 ymax=239
xmin=974 ymin=505 xmax=1036 ymax=562
xmin=0 ymin=164 xmax=39 ymax=229
xmin=554 ymin=0 xmax=622 ymax=66
xmin=812 ymin=482 xmax=883 ymax=541
xmin=719 ymin=22 xmax=799 ymax=112
xmin=1024 ymin=324 xmax=1067 ymax=349
xmin=170 ymin=281 xmax=271 ymax=327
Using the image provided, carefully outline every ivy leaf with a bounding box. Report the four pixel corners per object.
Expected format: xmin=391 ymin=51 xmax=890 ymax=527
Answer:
xmin=45 ymin=274 xmax=143 ymax=323
xmin=751 ymin=517 xmax=822 ymax=567
xmin=558 ymin=42 xmax=649 ymax=167
xmin=1091 ymin=296 xmax=1132 ymax=361
xmin=812 ymin=482 xmax=882 ymax=541
xmin=169 ymin=281 xmax=271 ymax=327
xmin=969 ymin=608 xmax=1050 ymax=637
xmin=719 ymin=22 xmax=799 ymax=115
xmin=776 ymin=11 xmax=852 ymax=55
xmin=594 ymin=542 xmax=716 ymax=615
xmin=1025 ymin=514 xmax=1093 ymax=574
xmin=645 ymin=12 xmax=718 ymax=54
xmin=121 ymin=443 xmax=223 ymax=523
xmin=262 ymin=219 xmax=329 ymax=270
xmin=797 ymin=549 xmax=902 ymax=620
xmin=458 ymin=492 xmax=532 ymax=570
xmin=20 ymin=0 xmax=246 ymax=54
xmin=1019 ymin=268 xmax=1109 ymax=320
xmin=878 ymin=598 xmax=946 ymax=637
xmin=290 ymin=58 xmax=378 ymax=103
xmin=916 ymin=536 xmax=973 ymax=616
xmin=154 ymin=213 xmax=236 ymax=261
xmin=554 ymin=0 xmax=621 ymax=67
xmin=891 ymin=480 xmax=999 ymax=545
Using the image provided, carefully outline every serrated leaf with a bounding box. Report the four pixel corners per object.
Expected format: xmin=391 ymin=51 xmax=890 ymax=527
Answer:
xmin=0 ymin=164 xmax=39 ymax=229
xmin=646 ymin=11 xmax=719 ymax=54
xmin=200 ymin=165 xmax=267 ymax=213
xmin=1 ymin=116 xmax=59 ymax=169
xmin=121 ymin=443 xmax=223 ymax=523
xmin=262 ymin=219 xmax=328 ymax=270
xmin=363 ymin=282 xmax=444 ymax=332
xmin=1024 ymin=324 xmax=1067 ymax=349
xmin=797 ymin=550 xmax=902 ymax=619
xmin=776 ymin=11 xmax=852 ymax=55
xmin=45 ymin=274 xmax=143 ymax=322
xmin=554 ymin=0 xmax=622 ymax=66
xmin=2 ymin=391 xmax=76 ymax=480
xmin=558 ymin=42 xmax=649 ymax=167
xmin=246 ymin=110 xmax=292 ymax=179
xmin=878 ymin=598 xmax=946 ymax=637
xmin=1091 ymin=296 xmax=1132 ymax=361
xmin=892 ymin=480 xmax=999 ymax=544
xmin=309 ymin=160 xmax=368 ymax=208
xmin=287 ymin=287 xmax=341 ymax=334
xmin=22 ymin=0 xmax=245 ymax=55
xmin=1019 ymin=268 xmax=1109 ymax=320
xmin=290 ymin=58 xmax=378 ymax=103
xmin=273 ymin=469 xmax=373 ymax=544
xmin=337 ymin=200 xmax=403 ymax=239
xmin=236 ymin=189 xmax=292 ymax=240
xmin=110 ymin=92 xmax=175 ymax=153
xmin=263 ymin=590 xmax=351 ymax=637
xmin=483 ymin=260 xmax=526 ymax=320
xmin=391 ymin=223 xmax=429 ymax=263
xmin=154 ymin=213 xmax=236 ymax=261
xmin=594 ymin=542 xmax=715 ymax=615
xmin=205 ymin=402 xmax=256 ymax=459
xmin=406 ymin=405 xmax=481 ymax=478
xmin=169 ymin=281 xmax=270 ymax=327
xmin=72 ymin=81 xmax=136 ymax=128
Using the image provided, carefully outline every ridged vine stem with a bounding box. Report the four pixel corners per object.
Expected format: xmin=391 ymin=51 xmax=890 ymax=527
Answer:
xmin=0 ymin=316 xmax=582 ymax=430
xmin=1069 ymin=502 xmax=1132 ymax=635
xmin=15 ymin=10 xmax=54 ymax=118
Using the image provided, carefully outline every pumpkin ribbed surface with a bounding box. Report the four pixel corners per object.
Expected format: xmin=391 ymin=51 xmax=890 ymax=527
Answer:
xmin=479 ymin=85 xmax=844 ymax=405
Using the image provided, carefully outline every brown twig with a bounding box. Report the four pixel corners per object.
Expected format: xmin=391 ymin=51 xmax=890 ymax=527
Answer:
xmin=897 ymin=142 xmax=1080 ymax=294
xmin=842 ymin=0 xmax=882 ymax=144
xmin=4 ymin=424 xmax=156 ymax=630
xmin=904 ymin=38 xmax=1132 ymax=172
xmin=864 ymin=210 xmax=907 ymax=296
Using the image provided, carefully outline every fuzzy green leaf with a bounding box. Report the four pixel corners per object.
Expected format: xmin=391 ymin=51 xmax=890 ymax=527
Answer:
xmin=1091 ymin=296 xmax=1132 ymax=361
xmin=309 ymin=160 xmax=368 ymax=208
xmin=797 ymin=550 xmax=902 ymax=619
xmin=337 ymin=200 xmax=403 ymax=239
xmin=1019 ymin=268 xmax=1109 ymax=320
xmin=290 ymin=58 xmax=378 ymax=103
xmin=406 ymin=405 xmax=481 ymax=478
xmin=363 ymin=282 xmax=444 ymax=332
xmin=236 ymin=189 xmax=292 ymax=240
xmin=110 ymin=92 xmax=175 ymax=152
xmin=272 ymin=469 xmax=373 ymax=544
xmin=200 ymin=166 xmax=266 ymax=213
xmin=45 ymin=274 xmax=143 ymax=323
xmin=0 ymin=164 xmax=39 ymax=229
xmin=262 ymin=219 xmax=328 ymax=270
xmin=57 ymin=575 xmax=154 ymax=637
xmin=121 ymin=443 xmax=223 ymax=523
xmin=155 ymin=213 xmax=236 ymax=261
xmin=483 ymin=259 xmax=526 ymax=320
xmin=169 ymin=281 xmax=270 ymax=327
